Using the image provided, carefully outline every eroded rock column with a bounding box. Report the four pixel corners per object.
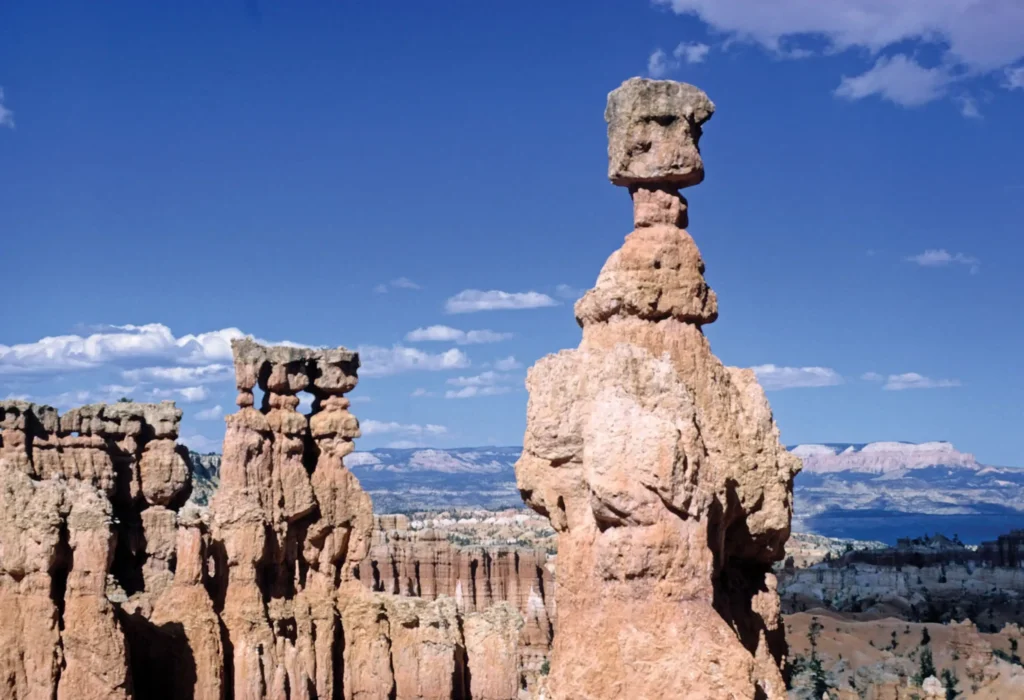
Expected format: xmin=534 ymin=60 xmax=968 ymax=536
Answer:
xmin=211 ymin=339 xmax=372 ymax=700
xmin=515 ymin=78 xmax=801 ymax=699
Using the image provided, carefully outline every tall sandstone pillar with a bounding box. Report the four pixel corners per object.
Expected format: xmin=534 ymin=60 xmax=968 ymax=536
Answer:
xmin=515 ymin=78 xmax=801 ymax=699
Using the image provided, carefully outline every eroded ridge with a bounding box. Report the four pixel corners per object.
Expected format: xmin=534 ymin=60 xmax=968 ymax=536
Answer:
xmin=515 ymin=77 xmax=801 ymax=699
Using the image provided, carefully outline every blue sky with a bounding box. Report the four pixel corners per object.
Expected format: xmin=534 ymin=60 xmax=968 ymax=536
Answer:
xmin=1 ymin=1 xmax=1022 ymax=463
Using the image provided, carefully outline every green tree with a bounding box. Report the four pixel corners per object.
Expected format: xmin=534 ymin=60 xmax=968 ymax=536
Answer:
xmin=921 ymin=627 xmax=931 ymax=646
xmin=941 ymin=668 xmax=960 ymax=699
xmin=914 ymin=647 xmax=937 ymax=685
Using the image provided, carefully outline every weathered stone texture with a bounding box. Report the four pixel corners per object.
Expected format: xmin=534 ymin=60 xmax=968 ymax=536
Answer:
xmin=516 ymin=78 xmax=799 ymax=699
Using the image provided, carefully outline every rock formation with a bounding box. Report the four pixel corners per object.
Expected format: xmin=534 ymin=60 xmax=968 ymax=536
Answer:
xmin=1 ymin=341 xmax=524 ymax=700
xmin=515 ymin=77 xmax=801 ymax=699
xmin=0 ymin=399 xmax=197 ymax=700
xmin=354 ymin=515 xmax=554 ymax=691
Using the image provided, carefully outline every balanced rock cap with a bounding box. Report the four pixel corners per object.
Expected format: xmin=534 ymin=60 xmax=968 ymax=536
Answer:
xmin=606 ymin=77 xmax=715 ymax=188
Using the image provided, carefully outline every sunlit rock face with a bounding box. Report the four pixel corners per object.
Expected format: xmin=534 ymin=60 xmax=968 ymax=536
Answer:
xmin=516 ymin=77 xmax=801 ymax=700
xmin=1 ymin=341 xmax=525 ymax=700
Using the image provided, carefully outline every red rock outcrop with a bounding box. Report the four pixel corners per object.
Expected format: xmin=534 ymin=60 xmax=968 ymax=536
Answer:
xmin=354 ymin=515 xmax=554 ymax=691
xmin=2 ymin=340 xmax=524 ymax=700
xmin=516 ymin=77 xmax=800 ymax=699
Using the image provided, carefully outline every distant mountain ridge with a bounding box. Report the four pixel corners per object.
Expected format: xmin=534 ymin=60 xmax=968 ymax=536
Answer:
xmin=186 ymin=441 xmax=1024 ymax=543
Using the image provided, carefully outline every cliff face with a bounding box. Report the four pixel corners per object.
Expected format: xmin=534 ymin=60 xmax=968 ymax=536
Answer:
xmin=515 ymin=78 xmax=800 ymax=699
xmin=353 ymin=515 xmax=555 ymax=691
xmin=0 ymin=340 xmax=524 ymax=700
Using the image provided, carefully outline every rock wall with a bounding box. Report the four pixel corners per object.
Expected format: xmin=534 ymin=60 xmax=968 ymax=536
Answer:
xmin=0 ymin=340 xmax=524 ymax=700
xmin=515 ymin=77 xmax=800 ymax=699
xmin=353 ymin=515 xmax=554 ymax=690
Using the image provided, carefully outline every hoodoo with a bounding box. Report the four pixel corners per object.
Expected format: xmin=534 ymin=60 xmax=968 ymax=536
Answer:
xmin=515 ymin=78 xmax=801 ymax=698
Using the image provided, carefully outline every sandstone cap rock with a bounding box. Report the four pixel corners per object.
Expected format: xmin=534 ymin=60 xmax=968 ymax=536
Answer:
xmin=606 ymin=77 xmax=715 ymax=187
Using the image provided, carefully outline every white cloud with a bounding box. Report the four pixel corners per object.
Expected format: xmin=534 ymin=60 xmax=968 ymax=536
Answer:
xmin=555 ymin=284 xmax=586 ymax=300
xmin=195 ymin=405 xmax=224 ymax=421
xmin=0 ymin=87 xmax=13 ymax=129
xmin=493 ymin=356 xmax=522 ymax=371
xmin=122 ymin=364 xmax=233 ymax=384
xmin=835 ymin=55 xmax=953 ymax=107
xmin=410 ymin=388 xmax=435 ymax=398
xmin=405 ymin=325 xmax=513 ymax=345
xmin=655 ymin=0 xmax=1024 ymax=105
xmin=648 ymin=49 xmax=672 ymax=78
xmin=445 ymin=290 xmax=557 ymax=314
xmin=0 ymin=324 xmax=249 ymax=375
xmin=357 ymin=345 xmax=470 ymax=377
xmin=648 ymin=42 xmax=711 ymax=78
xmin=443 ymin=370 xmax=516 ymax=399
xmin=675 ymin=41 xmax=711 ymax=64
xmin=1007 ymin=65 xmax=1024 ymax=89
xmin=905 ymin=249 xmax=980 ymax=273
xmin=883 ymin=372 xmax=961 ymax=390
xmin=957 ymin=95 xmax=982 ymax=119
xmin=861 ymin=371 xmax=884 ymax=382
xmin=447 ymin=371 xmax=503 ymax=388
xmin=751 ymin=365 xmax=844 ymax=390
xmin=444 ymin=385 xmax=511 ymax=399
xmin=375 ymin=277 xmax=421 ymax=293
xmin=360 ymin=420 xmax=447 ymax=436
xmin=178 ymin=434 xmax=222 ymax=453
xmin=151 ymin=386 xmax=209 ymax=403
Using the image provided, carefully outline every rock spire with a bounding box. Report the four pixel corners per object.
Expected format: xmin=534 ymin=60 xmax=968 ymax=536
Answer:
xmin=515 ymin=77 xmax=801 ymax=699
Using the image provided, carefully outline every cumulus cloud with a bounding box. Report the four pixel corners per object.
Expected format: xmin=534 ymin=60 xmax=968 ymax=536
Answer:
xmin=122 ymin=364 xmax=233 ymax=384
xmin=493 ymin=356 xmax=522 ymax=371
xmin=444 ymin=290 xmax=557 ymax=314
xmin=905 ymin=249 xmax=980 ymax=273
xmin=357 ymin=345 xmax=470 ymax=377
xmin=648 ymin=49 xmax=672 ymax=78
xmin=835 ymin=55 xmax=953 ymax=107
xmin=151 ymin=386 xmax=209 ymax=403
xmin=648 ymin=42 xmax=711 ymax=77
xmin=195 ymin=405 xmax=224 ymax=421
xmin=0 ymin=87 xmax=13 ymax=129
xmin=0 ymin=324 xmax=248 ymax=375
xmin=443 ymin=370 xmax=515 ymax=399
xmin=751 ymin=365 xmax=844 ymax=390
xmin=675 ymin=42 xmax=711 ymax=64
xmin=444 ymin=386 xmax=511 ymax=399
xmin=375 ymin=277 xmax=421 ymax=293
xmin=654 ymin=0 xmax=1024 ymax=106
xmin=405 ymin=325 xmax=513 ymax=345
xmin=360 ymin=420 xmax=447 ymax=436
xmin=1007 ymin=66 xmax=1024 ymax=89
xmin=883 ymin=373 xmax=961 ymax=390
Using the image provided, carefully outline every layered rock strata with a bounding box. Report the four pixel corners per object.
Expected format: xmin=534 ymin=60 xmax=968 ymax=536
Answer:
xmin=515 ymin=77 xmax=801 ymax=699
xmin=354 ymin=515 xmax=554 ymax=690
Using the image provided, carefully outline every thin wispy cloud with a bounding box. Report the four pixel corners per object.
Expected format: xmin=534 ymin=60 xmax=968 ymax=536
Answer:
xmin=195 ymin=405 xmax=224 ymax=421
xmin=405 ymin=325 xmax=513 ymax=345
xmin=493 ymin=356 xmax=521 ymax=371
xmin=905 ymin=249 xmax=980 ymax=274
xmin=374 ymin=277 xmax=422 ymax=294
xmin=957 ymin=95 xmax=982 ymax=119
xmin=861 ymin=371 xmax=884 ymax=382
xmin=654 ymin=0 xmax=1024 ymax=111
xmin=751 ymin=365 xmax=844 ymax=390
xmin=179 ymin=433 xmax=222 ymax=453
xmin=151 ymin=386 xmax=209 ymax=403
xmin=357 ymin=345 xmax=470 ymax=377
xmin=647 ymin=42 xmax=711 ymax=77
xmin=123 ymin=364 xmax=233 ymax=384
xmin=360 ymin=419 xmax=447 ymax=436
xmin=0 ymin=87 xmax=13 ymax=129
xmin=445 ymin=289 xmax=557 ymax=314
xmin=554 ymin=284 xmax=586 ymax=300
xmin=883 ymin=373 xmax=961 ymax=391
